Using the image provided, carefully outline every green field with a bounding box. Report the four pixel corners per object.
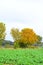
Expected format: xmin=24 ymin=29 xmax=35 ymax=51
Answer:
xmin=0 ymin=48 xmax=43 ymax=65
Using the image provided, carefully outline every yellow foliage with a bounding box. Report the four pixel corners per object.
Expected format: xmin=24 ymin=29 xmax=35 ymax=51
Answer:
xmin=0 ymin=22 xmax=6 ymax=40
xmin=20 ymin=28 xmax=38 ymax=44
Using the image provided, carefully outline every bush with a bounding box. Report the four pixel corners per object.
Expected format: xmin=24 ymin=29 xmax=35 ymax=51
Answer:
xmin=19 ymin=42 xmax=27 ymax=48
xmin=14 ymin=42 xmax=20 ymax=48
xmin=14 ymin=41 xmax=30 ymax=48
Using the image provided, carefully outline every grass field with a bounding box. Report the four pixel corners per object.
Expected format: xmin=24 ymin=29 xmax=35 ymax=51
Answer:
xmin=0 ymin=48 xmax=43 ymax=65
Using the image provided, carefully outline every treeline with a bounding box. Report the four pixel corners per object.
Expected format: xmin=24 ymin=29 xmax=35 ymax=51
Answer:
xmin=0 ymin=22 xmax=43 ymax=48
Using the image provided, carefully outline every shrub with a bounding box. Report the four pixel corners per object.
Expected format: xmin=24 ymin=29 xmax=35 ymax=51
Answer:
xmin=14 ymin=41 xmax=20 ymax=48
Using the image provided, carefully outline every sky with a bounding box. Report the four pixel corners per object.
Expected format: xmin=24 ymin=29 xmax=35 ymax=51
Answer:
xmin=0 ymin=0 xmax=43 ymax=41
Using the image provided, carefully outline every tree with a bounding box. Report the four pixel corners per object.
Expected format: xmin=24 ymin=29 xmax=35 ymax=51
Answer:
xmin=10 ymin=28 xmax=20 ymax=41
xmin=10 ymin=28 xmax=21 ymax=48
xmin=20 ymin=28 xmax=38 ymax=45
xmin=37 ymin=35 xmax=42 ymax=42
xmin=0 ymin=22 xmax=6 ymax=44
xmin=36 ymin=35 xmax=42 ymax=44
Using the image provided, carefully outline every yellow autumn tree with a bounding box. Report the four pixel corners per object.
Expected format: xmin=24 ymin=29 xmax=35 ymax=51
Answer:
xmin=20 ymin=28 xmax=38 ymax=45
xmin=0 ymin=22 xmax=6 ymax=44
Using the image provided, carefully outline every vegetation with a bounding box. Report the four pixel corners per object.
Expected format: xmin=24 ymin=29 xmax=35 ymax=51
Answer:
xmin=0 ymin=22 xmax=6 ymax=45
xmin=10 ymin=28 xmax=20 ymax=41
xmin=0 ymin=48 xmax=43 ymax=65
xmin=11 ymin=28 xmax=42 ymax=48
xmin=20 ymin=28 xmax=38 ymax=44
xmin=0 ymin=22 xmax=6 ymax=39
xmin=0 ymin=22 xmax=43 ymax=48
xmin=0 ymin=22 xmax=43 ymax=65
xmin=37 ymin=35 xmax=42 ymax=44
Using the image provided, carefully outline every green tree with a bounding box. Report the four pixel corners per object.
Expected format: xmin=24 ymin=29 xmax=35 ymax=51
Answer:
xmin=37 ymin=35 xmax=42 ymax=41
xmin=10 ymin=28 xmax=20 ymax=48
xmin=36 ymin=35 xmax=42 ymax=44
xmin=10 ymin=28 xmax=21 ymax=41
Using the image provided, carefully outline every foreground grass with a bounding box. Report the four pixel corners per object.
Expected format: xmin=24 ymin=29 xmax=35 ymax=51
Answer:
xmin=0 ymin=48 xmax=43 ymax=65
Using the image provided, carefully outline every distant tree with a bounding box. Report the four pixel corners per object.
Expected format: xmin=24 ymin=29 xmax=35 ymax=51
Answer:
xmin=0 ymin=22 xmax=6 ymax=45
xmin=37 ymin=35 xmax=42 ymax=41
xmin=36 ymin=35 xmax=42 ymax=44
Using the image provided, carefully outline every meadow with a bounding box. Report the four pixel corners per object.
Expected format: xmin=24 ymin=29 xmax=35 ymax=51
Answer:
xmin=0 ymin=48 xmax=43 ymax=65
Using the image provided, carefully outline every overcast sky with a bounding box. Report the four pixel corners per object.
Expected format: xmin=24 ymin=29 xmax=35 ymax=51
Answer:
xmin=0 ymin=0 xmax=43 ymax=41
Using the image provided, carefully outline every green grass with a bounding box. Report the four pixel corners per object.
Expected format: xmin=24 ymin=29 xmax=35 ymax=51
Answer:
xmin=0 ymin=48 xmax=43 ymax=65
